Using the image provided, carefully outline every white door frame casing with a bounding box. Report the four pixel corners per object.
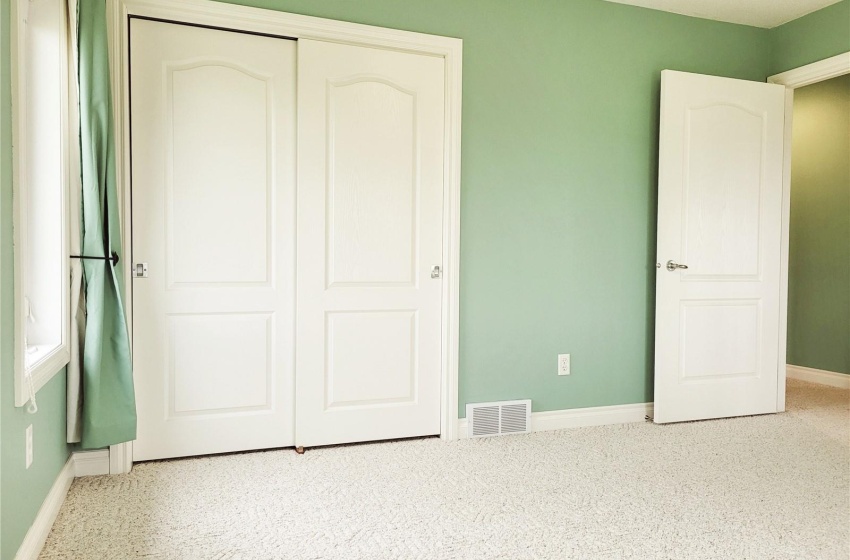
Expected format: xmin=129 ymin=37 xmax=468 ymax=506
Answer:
xmin=767 ymin=52 xmax=850 ymax=413
xmin=768 ymin=53 xmax=850 ymax=89
xmin=106 ymin=0 xmax=463 ymax=473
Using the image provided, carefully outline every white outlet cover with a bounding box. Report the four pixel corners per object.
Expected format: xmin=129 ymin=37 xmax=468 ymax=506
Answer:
xmin=558 ymin=354 xmax=571 ymax=376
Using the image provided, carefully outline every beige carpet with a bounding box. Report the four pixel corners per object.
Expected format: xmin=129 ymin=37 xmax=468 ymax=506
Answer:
xmin=41 ymin=379 xmax=849 ymax=559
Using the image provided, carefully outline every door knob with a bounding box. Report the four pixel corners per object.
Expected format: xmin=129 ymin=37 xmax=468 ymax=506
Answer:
xmin=666 ymin=260 xmax=688 ymax=272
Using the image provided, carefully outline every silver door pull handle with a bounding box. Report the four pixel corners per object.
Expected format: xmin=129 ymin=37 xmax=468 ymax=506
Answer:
xmin=431 ymin=265 xmax=442 ymax=279
xmin=666 ymin=260 xmax=688 ymax=272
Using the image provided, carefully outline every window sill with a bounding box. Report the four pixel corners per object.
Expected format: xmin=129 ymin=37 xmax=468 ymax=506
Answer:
xmin=15 ymin=344 xmax=70 ymax=407
xmin=26 ymin=344 xmax=57 ymax=368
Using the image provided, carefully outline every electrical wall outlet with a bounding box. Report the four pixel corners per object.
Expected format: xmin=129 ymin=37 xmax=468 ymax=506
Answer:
xmin=25 ymin=425 xmax=33 ymax=469
xmin=558 ymin=354 xmax=571 ymax=376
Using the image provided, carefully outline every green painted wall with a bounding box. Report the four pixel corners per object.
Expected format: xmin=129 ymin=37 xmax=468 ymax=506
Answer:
xmin=769 ymin=0 xmax=850 ymax=75
xmin=0 ymin=0 xmax=73 ymax=557
xmin=1 ymin=1 xmax=4 ymax=554
xmin=212 ymin=0 xmax=771 ymax=415
xmin=787 ymin=74 xmax=850 ymax=375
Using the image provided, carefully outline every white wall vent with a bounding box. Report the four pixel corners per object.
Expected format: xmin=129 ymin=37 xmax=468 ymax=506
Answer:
xmin=466 ymin=399 xmax=531 ymax=438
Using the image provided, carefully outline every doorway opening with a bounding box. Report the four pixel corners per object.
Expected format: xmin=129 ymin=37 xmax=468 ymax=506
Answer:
xmin=769 ymin=53 xmax=850 ymax=401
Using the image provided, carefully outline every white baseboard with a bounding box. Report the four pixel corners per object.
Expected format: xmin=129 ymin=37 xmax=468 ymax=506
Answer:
xmin=14 ymin=451 xmax=112 ymax=560
xmin=73 ymin=450 xmax=111 ymax=477
xmin=457 ymin=401 xmax=654 ymax=439
xmin=786 ymin=364 xmax=850 ymax=389
xmin=14 ymin=457 xmax=75 ymax=560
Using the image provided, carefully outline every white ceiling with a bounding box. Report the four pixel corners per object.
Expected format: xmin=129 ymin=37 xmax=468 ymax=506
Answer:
xmin=604 ymin=0 xmax=844 ymax=28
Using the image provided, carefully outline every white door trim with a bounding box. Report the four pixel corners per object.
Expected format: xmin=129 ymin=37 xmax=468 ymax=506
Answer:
xmin=767 ymin=51 xmax=850 ymax=414
xmin=768 ymin=52 xmax=850 ymax=89
xmin=106 ymin=0 xmax=463 ymax=473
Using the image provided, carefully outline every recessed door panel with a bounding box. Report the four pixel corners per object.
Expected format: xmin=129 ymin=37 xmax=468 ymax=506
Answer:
xmin=328 ymin=79 xmax=417 ymax=287
xmin=169 ymin=313 xmax=272 ymax=415
xmin=684 ymin=105 xmax=763 ymax=279
xmin=679 ymin=301 xmax=760 ymax=380
xmin=325 ymin=311 xmax=417 ymax=408
xmin=168 ymin=63 xmax=272 ymax=287
xmin=131 ymin=19 xmax=296 ymax=460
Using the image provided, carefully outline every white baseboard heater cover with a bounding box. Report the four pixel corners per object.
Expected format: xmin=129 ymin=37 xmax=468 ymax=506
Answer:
xmin=466 ymin=399 xmax=532 ymax=437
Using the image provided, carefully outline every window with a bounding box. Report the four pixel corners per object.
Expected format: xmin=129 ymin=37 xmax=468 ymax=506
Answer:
xmin=12 ymin=0 xmax=71 ymax=406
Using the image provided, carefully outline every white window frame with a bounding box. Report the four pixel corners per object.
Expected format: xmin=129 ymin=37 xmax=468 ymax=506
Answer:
xmin=11 ymin=0 xmax=72 ymax=407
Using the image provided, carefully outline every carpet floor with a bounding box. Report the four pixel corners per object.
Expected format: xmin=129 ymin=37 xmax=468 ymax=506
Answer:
xmin=40 ymin=379 xmax=849 ymax=559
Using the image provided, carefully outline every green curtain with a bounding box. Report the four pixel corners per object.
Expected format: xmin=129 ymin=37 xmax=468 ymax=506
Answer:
xmin=77 ymin=0 xmax=136 ymax=448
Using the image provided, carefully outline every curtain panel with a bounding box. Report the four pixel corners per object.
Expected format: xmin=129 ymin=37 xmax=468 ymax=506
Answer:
xmin=73 ymin=0 xmax=137 ymax=448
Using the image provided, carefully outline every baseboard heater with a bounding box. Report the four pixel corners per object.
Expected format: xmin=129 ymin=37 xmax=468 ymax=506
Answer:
xmin=466 ymin=399 xmax=531 ymax=437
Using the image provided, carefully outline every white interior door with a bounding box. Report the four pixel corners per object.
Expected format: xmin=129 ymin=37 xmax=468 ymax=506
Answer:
xmin=654 ymin=70 xmax=786 ymax=424
xmin=296 ymin=39 xmax=445 ymax=448
xmin=131 ymin=19 xmax=296 ymax=460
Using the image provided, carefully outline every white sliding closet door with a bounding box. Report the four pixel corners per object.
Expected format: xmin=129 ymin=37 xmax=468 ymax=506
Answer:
xmin=131 ymin=19 xmax=297 ymax=460
xmin=296 ymin=40 xmax=446 ymax=448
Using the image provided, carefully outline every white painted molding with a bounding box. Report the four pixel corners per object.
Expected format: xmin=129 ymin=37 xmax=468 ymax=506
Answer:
xmin=110 ymin=0 xmax=462 ymax=52
xmin=776 ymin=87 xmax=793 ymax=414
xmin=457 ymin=402 xmax=654 ymax=439
xmin=768 ymin=51 xmax=850 ymax=88
xmin=14 ymin=456 xmax=75 ymax=560
xmin=786 ymin=365 xmax=850 ymax=389
xmin=109 ymin=441 xmax=133 ymax=474
xmin=74 ymin=450 xmax=111 ymax=477
xmin=14 ymin=450 xmax=113 ymax=559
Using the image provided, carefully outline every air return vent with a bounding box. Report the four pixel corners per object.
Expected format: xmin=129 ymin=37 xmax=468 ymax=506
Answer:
xmin=466 ymin=399 xmax=531 ymax=438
